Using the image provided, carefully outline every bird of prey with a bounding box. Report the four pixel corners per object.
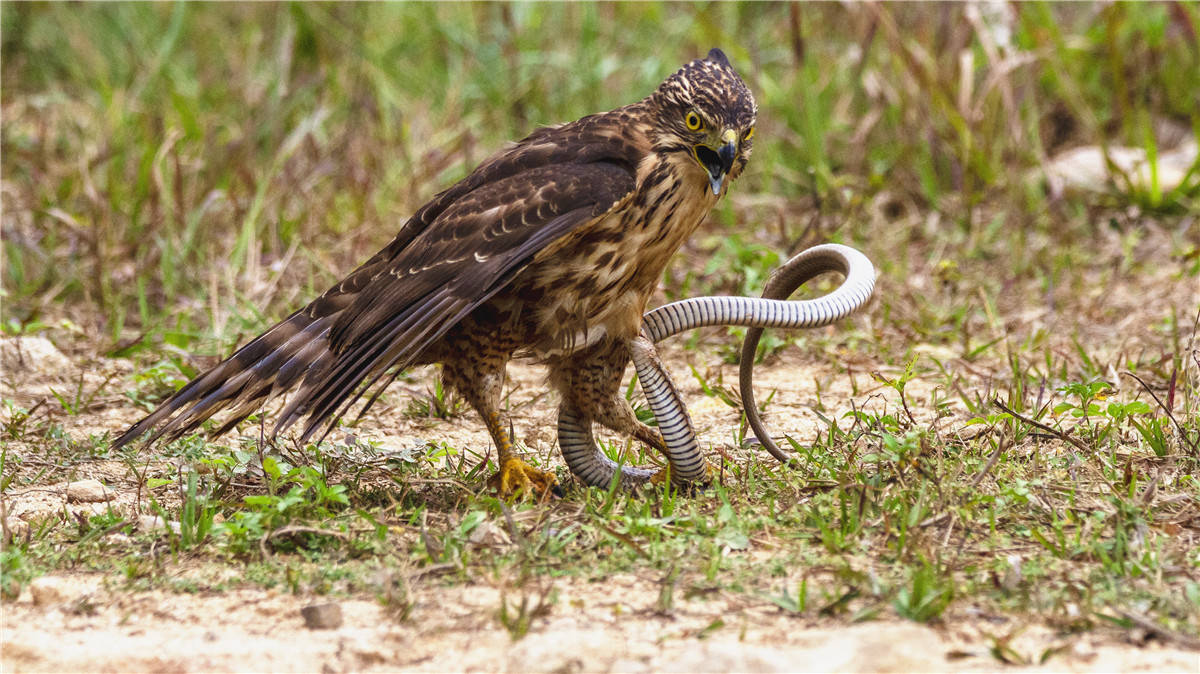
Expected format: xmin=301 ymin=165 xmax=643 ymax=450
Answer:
xmin=114 ymin=48 xmax=758 ymax=496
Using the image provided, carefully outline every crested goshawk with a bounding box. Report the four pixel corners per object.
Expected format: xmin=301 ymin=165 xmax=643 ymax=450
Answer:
xmin=115 ymin=48 xmax=757 ymax=495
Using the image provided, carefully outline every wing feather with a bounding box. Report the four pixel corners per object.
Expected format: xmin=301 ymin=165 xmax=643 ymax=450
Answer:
xmin=113 ymin=114 xmax=643 ymax=449
xmin=288 ymin=163 xmax=635 ymax=440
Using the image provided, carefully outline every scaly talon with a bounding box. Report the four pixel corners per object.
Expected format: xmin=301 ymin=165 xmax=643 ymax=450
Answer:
xmin=488 ymin=456 xmax=559 ymax=499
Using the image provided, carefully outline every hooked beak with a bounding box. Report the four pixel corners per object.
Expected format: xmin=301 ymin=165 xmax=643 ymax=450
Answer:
xmin=694 ymin=128 xmax=739 ymax=196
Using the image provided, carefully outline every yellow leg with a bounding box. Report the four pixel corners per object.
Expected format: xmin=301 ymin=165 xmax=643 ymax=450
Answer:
xmin=436 ymin=343 xmax=558 ymax=499
xmin=481 ymin=410 xmax=559 ymax=499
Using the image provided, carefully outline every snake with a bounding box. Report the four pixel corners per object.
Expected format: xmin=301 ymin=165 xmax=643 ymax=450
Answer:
xmin=557 ymin=243 xmax=876 ymax=488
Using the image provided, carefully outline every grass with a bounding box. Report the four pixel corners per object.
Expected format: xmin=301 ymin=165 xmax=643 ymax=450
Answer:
xmin=2 ymin=1 xmax=1199 ymax=662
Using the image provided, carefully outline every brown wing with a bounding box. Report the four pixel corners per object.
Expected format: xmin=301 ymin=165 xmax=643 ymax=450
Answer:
xmin=278 ymin=160 xmax=637 ymax=442
xmin=112 ymin=116 xmax=641 ymax=449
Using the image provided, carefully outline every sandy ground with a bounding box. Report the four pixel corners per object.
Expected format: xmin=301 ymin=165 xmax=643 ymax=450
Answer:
xmin=3 ymin=571 xmax=1198 ymax=673
xmin=2 ymin=334 xmax=1198 ymax=673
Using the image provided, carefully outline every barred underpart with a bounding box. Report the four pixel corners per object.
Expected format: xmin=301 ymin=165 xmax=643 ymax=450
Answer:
xmin=559 ymin=243 xmax=876 ymax=488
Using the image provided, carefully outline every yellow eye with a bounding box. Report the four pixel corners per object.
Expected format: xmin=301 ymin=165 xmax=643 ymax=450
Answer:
xmin=685 ymin=111 xmax=702 ymax=131
xmin=744 ymin=126 xmax=755 ymax=141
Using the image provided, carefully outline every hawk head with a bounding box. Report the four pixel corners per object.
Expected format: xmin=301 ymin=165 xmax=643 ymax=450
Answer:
xmin=650 ymin=48 xmax=758 ymax=197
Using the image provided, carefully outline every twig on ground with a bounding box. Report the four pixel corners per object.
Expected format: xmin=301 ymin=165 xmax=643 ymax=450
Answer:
xmin=1119 ymin=610 xmax=1200 ymax=650
xmin=1121 ymin=371 xmax=1199 ymax=457
xmin=411 ymin=562 xmax=458 ymax=579
xmin=971 ymin=436 xmax=1009 ymax=488
xmin=260 ymin=525 xmax=349 ymax=557
xmin=993 ymin=399 xmax=1091 ymax=453
xmin=499 ymin=501 xmax=526 ymax=548
xmin=401 ymin=477 xmax=474 ymax=492
xmin=598 ymin=523 xmax=649 ymax=559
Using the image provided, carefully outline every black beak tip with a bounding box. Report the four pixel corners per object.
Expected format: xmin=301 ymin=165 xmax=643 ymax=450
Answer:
xmin=696 ymin=142 xmax=737 ymax=195
xmin=717 ymin=142 xmax=737 ymax=171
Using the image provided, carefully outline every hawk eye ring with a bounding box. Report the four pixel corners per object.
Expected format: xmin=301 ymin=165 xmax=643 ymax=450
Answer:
xmin=744 ymin=126 xmax=755 ymax=141
xmin=685 ymin=111 xmax=702 ymax=131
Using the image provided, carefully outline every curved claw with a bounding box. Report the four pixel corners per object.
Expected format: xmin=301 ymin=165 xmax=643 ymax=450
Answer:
xmin=487 ymin=457 xmax=559 ymax=500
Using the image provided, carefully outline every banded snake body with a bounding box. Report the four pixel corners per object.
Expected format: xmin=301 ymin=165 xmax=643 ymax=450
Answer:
xmin=558 ymin=243 xmax=876 ymax=489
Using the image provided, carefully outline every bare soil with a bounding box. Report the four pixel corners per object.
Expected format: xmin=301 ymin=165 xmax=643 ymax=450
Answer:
xmin=4 ymin=571 xmax=1197 ymax=673
xmin=1 ymin=335 xmax=1197 ymax=673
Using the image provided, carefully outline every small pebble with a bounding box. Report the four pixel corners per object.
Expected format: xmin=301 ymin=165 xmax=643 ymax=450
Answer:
xmin=66 ymin=479 xmax=115 ymax=503
xmin=3 ymin=519 xmax=30 ymax=539
xmin=138 ymin=515 xmax=181 ymax=534
xmin=29 ymin=577 xmax=69 ymax=606
xmin=104 ymin=533 xmax=133 ymax=546
xmin=468 ymin=521 xmax=510 ymax=547
xmin=301 ymin=602 xmax=343 ymax=630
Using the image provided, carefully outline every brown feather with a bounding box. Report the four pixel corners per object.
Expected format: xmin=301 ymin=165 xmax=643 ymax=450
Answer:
xmin=113 ymin=50 xmax=758 ymax=457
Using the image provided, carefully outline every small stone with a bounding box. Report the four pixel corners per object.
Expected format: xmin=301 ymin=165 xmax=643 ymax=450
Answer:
xmin=0 ymin=336 xmax=72 ymax=375
xmin=104 ymin=533 xmax=133 ymax=546
xmin=3 ymin=519 xmax=30 ymax=540
xmin=1127 ymin=627 xmax=1152 ymax=646
xmin=65 ymin=479 xmax=115 ymax=503
xmin=137 ymin=515 xmax=180 ymax=534
xmin=1071 ymin=639 xmax=1096 ymax=661
xmin=29 ymin=576 xmax=69 ymax=606
xmin=350 ymin=643 xmax=389 ymax=667
xmin=1002 ymin=554 xmax=1022 ymax=591
xmin=85 ymin=502 xmax=118 ymax=516
xmin=301 ymin=602 xmax=343 ymax=630
xmin=468 ymin=521 xmax=510 ymax=547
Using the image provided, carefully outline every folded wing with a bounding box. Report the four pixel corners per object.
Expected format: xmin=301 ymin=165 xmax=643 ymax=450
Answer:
xmin=113 ymin=128 xmax=638 ymax=449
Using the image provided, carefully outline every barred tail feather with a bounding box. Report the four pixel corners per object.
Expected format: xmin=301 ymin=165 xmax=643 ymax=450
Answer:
xmin=111 ymin=310 xmax=334 ymax=449
xmin=275 ymin=289 xmax=472 ymax=443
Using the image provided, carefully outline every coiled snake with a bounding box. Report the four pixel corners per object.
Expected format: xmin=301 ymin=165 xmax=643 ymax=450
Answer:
xmin=558 ymin=243 xmax=876 ymax=488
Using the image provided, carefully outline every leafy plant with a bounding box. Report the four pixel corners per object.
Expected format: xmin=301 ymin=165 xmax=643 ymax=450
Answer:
xmin=0 ymin=546 xmax=33 ymax=600
xmin=893 ymin=559 xmax=954 ymax=622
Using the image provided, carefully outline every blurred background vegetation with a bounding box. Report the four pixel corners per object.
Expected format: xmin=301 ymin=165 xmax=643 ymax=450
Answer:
xmin=2 ymin=2 xmax=1197 ymax=355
